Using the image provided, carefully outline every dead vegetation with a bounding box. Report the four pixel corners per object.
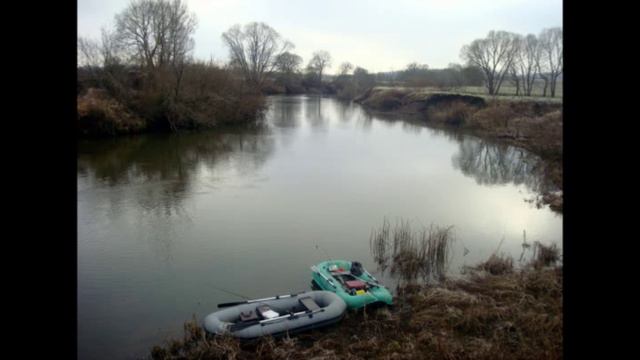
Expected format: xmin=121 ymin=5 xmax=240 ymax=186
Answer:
xmin=145 ymin=219 xmax=561 ymax=359
xmin=370 ymin=219 xmax=454 ymax=284
xmin=425 ymin=100 xmax=479 ymax=126
xmin=477 ymin=254 xmax=514 ymax=275
xmin=146 ymin=260 xmax=562 ymax=360
xmin=77 ymin=88 xmax=147 ymax=136
xmin=78 ymin=62 xmax=267 ymax=137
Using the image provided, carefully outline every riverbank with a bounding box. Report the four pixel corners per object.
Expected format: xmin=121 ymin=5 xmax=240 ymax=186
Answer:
xmin=354 ymin=87 xmax=563 ymax=212
xmin=146 ymin=261 xmax=561 ymax=359
xmin=77 ymin=87 xmax=267 ymax=137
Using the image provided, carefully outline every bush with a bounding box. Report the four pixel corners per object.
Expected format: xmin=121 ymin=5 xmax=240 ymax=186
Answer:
xmin=77 ymin=88 xmax=146 ymax=136
xmin=360 ymin=88 xmax=407 ymax=110
xmin=426 ymin=100 xmax=478 ymax=126
xmin=78 ymin=62 xmax=267 ymax=136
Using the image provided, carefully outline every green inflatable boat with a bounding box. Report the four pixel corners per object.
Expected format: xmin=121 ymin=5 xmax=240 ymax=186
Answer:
xmin=311 ymin=260 xmax=393 ymax=309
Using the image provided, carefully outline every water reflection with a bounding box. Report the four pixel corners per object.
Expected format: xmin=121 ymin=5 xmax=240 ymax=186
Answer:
xmin=78 ymin=96 xmax=562 ymax=360
xmin=304 ymin=96 xmax=328 ymax=130
xmin=451 ymin=136 xmax=549 ymax=193
xmin=78 ymin=126 xmax=276 ymax=260
xmin=79 ymin=125 xmax=273 ymax=187
xmin=269 ymin=96 xmax=303 ymax=128
xmin=357 ymin=104 xmax=554 ymax=197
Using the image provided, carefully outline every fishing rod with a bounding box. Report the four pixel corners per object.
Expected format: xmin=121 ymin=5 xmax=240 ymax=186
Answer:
xmin=217 ymin=291 xmax=306 ymax=308
xmin=208 ymin=284 xmax=250 ymax=300
xmin=315 ymin=242 xmax=331 ymax=261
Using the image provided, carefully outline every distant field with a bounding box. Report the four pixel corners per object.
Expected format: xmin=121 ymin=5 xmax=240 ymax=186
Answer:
xmin=378 ymin=80 xmax=563 ymax=104
xmin=459 ymin=79 xmax=562 ymax=98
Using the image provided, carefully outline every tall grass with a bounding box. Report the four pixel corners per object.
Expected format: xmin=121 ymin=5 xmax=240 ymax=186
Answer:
xmin=369 ymin=218 xmax=391 ymax=273
xmin=370 ymin=218 xmax=454 ymax=284
xmin=531 ymin=241 xmax=560 ymax=269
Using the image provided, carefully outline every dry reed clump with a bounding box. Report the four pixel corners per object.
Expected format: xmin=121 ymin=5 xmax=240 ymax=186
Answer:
xmin=530 ymin=242 xmax=560 ymax=269
xmin=477 ymin=254 xmax=514 ymax=275
xmin=369 ymin=218 xmax=391 ymax=273
xmin=370 ymin=219 xmax=454 ymax=284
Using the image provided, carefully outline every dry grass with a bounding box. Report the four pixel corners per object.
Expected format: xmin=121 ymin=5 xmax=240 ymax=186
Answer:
xmin=530 ymin=242 xmax=560 ymax=270
xmin=476 ymin=254 xmax=514 ymax=275
xmin=356 ymin=88 xmax=408 ymax=110
xmin=146 ymin=261 xmax=562 ymax=360
xmin=369 ymin=218 xmax=391 ymax=273
xmin=425 ymin=100 xmax=478 ymax=126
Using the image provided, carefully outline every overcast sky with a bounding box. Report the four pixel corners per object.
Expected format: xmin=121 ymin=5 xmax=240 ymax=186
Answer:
xmin=78 ymin=0 xmax=562 ymax=74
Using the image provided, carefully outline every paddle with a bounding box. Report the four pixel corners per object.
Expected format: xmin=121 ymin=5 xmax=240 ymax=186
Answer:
xmin=217 ymin=292 xmax=304 ymax=308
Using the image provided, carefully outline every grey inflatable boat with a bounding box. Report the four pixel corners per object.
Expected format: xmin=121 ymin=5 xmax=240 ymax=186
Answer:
xmin=203 ymin=290 xmax=347 ymax=339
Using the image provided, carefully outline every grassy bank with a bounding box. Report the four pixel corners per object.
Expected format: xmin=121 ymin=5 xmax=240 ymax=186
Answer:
xmin=354 ymin=87 xmax=563 ymax=212
xmin=146 ymin=264 xmax=561 ymax=360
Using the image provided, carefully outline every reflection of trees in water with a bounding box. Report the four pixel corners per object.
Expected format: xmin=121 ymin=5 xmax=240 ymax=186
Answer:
xmin=451 ymin=136 xmax=549 ymax=193
xmin=330 ymin=98 xmax=375 ymax=131
xmin=268 ymin=96 xmax=303 ymax=128
xmin=78 ymin=126 xmax=275 ymax=261
xmin=357 ymin=108 xmax=425 ymax=134
xmin=79 ymin=126 xmax=275 ymax=207
xmin=304 ymin=96 xmax=328 ymax=129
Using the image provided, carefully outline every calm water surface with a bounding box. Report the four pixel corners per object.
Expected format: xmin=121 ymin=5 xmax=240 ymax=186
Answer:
xmin=77 ymin=95 xmax=562 ymax=359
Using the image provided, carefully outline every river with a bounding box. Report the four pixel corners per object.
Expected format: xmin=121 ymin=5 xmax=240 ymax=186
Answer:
xmin=77 ymin=95 xmax=562 ymax=359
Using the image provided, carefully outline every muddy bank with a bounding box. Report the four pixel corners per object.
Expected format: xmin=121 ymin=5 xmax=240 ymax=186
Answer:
xmin=146 ymin=264 xmax=561 ymax=360
xmin=355 ymin=88 xmax=563 ymax=212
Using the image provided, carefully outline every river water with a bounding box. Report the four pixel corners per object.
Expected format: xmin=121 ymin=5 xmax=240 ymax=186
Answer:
xmin=77 ymin=95 xmax=562 ymax=359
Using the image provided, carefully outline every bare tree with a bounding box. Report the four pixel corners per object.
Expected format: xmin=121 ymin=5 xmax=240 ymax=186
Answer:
xmin=78 ymin=28 xmax=129 ymax=96
xmin=78 ymin=37 xmax=102 ymax=69
xmin=509 ymin=62 xmax=521 ymax=96
xmin=399 ymin=62 xmax=429 ymax=87
xmin=537 ymin=27 xmax=562 ymax=97
xmin=513 ymin=34 xmax=539 ymax=96
xmin=100 ymin=28 xmax=124 ymax=68
xmin=274 ymin=51 xmax=302 ymax=75
xmin=308 ymin=50 xmax=332 ymax=83
xmin=114 ymin=0 xmax=196 ymax=71
xmin=353 ymin=66 xmax=376 ymax=89
xmin=460 ymin=30 xmax=520 ymax=95
xmin=447 ymin=63 xmax=465 ymax=89
xmin=222 ymin=22 xmax=293 ymax=87
xmin=338 ymin=62 xmax=354 ymax=76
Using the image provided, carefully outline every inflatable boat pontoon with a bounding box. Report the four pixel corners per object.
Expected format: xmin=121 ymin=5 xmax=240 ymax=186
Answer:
xmin=311 ymin=260 xmax=393 ymax=309
xmin=203 ymin=290 xmax=346 ymax=339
